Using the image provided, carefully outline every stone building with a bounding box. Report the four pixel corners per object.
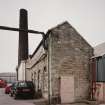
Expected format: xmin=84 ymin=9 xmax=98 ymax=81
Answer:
xmin=25 ymin=21 xmax=93 ymax=103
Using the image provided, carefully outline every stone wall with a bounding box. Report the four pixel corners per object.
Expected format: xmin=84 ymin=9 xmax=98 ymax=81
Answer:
xmin=26 ymin=45 xmax=48 ymax=98
xmin=25 ymin=21 xmax=93 ymax=103
xmin=49 ymin=22 xmax=93 ymax=101
xmin=18 ymin=60 xmax=26 ymax=80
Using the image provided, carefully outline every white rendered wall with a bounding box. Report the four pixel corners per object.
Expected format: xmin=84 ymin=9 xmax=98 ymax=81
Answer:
xmin=18 ymin=60 xmax=26 ymax=80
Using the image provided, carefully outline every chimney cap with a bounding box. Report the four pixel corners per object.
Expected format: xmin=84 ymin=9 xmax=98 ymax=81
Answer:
xmin=20 ymin=8 xmax=27 ymax=13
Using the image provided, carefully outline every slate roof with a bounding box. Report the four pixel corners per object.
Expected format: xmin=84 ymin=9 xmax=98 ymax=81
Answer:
xmin=94 ymin=42 xmax=105 ymax=57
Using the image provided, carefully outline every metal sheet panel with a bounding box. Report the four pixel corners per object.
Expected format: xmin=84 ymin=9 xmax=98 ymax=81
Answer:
xmin=96 ymin=57 xmax=105 ymax=82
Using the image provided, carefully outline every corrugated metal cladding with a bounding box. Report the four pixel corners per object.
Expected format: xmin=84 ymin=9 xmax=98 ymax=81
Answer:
xmin=96 ymin=55 xmax=105 ymax=82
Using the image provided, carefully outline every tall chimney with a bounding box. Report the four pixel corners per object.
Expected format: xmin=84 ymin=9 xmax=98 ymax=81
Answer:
xmin=18 ymin=9 xmax=28 ymax=65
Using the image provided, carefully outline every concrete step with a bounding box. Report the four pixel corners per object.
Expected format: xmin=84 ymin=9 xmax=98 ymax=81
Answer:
xmin=33 ymin=98 xmax=48 ymax=105
xmin=56 ymin=100 xmax=98 ymax=105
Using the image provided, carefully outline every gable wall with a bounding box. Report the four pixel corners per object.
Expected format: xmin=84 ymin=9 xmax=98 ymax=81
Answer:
xmin=49 ymin=22 xmax=93 ymax=101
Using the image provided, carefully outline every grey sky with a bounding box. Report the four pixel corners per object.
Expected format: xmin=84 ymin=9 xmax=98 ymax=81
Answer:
xmin=0 ymin=0 xmax=105 ymax=72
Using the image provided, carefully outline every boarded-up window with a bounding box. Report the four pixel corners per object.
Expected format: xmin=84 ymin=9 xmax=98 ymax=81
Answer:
xmin=43 ymin=67 xmax=46 ymax=91
xmin=38 ymin=70 xmax=40 ymax=90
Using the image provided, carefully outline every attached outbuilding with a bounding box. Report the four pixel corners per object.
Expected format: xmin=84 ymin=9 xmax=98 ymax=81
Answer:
xmin=90 ymin=42 xmax=105 ymax=103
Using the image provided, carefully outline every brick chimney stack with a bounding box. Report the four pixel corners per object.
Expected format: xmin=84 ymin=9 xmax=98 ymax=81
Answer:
xmin=18 ymin=9 xmax=28 ymax=65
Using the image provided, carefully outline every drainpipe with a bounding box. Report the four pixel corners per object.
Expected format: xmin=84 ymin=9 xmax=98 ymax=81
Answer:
xmin=91 ymin=58 xmax=96 ymax=100
xmin=16 ymin=66 xmax=18 ymax=81
xmin=25 ymin=60 xmax=26 ymax=81
xmin=48 ymin=34 xmax=52 ymax=105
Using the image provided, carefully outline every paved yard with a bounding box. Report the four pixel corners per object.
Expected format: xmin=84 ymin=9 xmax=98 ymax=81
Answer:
xmin=0 ymin=88 xmax=35 ymax=105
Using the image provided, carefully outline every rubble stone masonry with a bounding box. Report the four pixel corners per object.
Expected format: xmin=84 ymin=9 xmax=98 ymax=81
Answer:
xmin=26 ymin=21 xmax=93 ymax=103
xmin=49 ymin=22 xmax=93 ymax=101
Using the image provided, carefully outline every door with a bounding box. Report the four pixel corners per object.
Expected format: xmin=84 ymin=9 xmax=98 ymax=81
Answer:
xmin=60 ymin=75 xmax=74 ymax=103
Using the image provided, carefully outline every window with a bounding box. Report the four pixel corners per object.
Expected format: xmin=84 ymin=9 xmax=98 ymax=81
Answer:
xmin=31 ymin=73 xmax=33 ymax=82
xmin=38 ymin=70 xmax=40 ymax=89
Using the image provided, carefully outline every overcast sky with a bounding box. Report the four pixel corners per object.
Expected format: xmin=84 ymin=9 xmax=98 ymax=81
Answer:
xmin=0 ymin=0 xmax=105 ymax=73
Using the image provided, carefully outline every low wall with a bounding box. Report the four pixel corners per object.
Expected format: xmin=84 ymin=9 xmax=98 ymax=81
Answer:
xmin=94 ymin=82 xmax=105 ymax=103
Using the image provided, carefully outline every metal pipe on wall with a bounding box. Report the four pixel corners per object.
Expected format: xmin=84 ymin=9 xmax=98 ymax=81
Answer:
xmin=48 ymin=33 xmax=52 ymax=105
